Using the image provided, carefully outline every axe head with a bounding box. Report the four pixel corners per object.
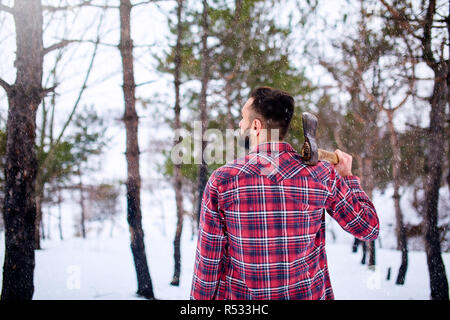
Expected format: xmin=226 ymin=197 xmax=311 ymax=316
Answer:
xmin=301 ymin=112 xmax=318 ymax=166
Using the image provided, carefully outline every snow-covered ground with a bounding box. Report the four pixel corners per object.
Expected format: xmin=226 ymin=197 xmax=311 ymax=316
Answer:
xmin=0 ymin=185 xmax=448 ymax=300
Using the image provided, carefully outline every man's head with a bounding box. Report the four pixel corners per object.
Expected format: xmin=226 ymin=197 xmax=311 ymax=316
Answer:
xmin=239 ymin=86 xmax=295 ymax=149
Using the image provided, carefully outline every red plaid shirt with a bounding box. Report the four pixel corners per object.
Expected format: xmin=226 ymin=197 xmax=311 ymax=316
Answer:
xmin=190 ymin=142 xmax=379 ymax=300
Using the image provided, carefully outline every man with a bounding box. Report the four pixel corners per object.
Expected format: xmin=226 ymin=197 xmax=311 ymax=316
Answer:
xmin=190 ymin=86 xmax=379 ymax=300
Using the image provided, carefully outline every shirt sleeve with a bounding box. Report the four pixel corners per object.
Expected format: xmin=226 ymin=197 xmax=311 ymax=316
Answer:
xmin=190 ymin=171 xmax=227 ymax=300
xmin=325 ymin=169 xmax=379 ymax=241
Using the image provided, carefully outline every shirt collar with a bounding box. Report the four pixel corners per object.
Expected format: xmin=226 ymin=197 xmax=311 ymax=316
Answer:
xmin=249 ymin=141 xmax=296 ymax=154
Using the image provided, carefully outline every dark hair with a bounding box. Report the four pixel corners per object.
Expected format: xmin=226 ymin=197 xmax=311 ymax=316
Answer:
xmin=249 ymin=86 xmax=295 ymax=140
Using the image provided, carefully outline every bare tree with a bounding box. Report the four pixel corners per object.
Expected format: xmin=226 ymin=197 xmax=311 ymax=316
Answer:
xmin=34 ymin=29 xmax=101 ymax=248
xmin=119 ymin=0 xmax=154 ymax=299
xmin=356 ymin=43 xmax=415 ymax=285
xmin=348 ymin=2 xmax=416 ymax=283
xmin=317 ymin=64 xmax=379 ymax=269
xmin=170 ymin=0 xmax=185 ymax=287
xmin=379 ymin=0 xmax=449 ymax=300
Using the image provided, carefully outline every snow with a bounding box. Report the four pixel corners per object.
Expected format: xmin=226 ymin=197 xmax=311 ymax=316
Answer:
xmin=0 ymin=186 xmax=449 ymax=300
xmin=327 ymin=243 xmax=442 ymax=300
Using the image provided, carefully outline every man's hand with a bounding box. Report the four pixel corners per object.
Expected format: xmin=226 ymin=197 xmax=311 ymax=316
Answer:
xmin=333 ymin=149 xmax=353 ymax=177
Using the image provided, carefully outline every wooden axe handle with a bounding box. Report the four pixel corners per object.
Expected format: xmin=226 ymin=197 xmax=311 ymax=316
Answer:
xmin=318 ymin=149 xmax=339 ymax=164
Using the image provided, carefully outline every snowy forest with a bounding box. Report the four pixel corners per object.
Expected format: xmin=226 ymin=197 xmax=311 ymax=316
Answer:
xmin=0 ymin=0 xmax=448 ymax=300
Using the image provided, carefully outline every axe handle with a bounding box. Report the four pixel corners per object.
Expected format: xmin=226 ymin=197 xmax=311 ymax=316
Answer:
xmin=318 ymin=149 xmax=339 ymax=164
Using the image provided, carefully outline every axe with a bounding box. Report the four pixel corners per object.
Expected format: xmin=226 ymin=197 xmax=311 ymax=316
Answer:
xmin=300 ymin=112 xmax=339 ymax=166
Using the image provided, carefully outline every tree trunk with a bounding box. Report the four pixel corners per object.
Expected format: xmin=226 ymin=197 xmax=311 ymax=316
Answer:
xmin=119 ymin=0 xmax=154 ymax=299
xmin=352 ymin=155 xmax=364 ymax=256
xmin=362 ymin=157 xmax=376 ymax=269
xmin=34 ymin=95 xmax=49 ymax=249
xmin=352 ymin=238 xmax=360 ymax=253
xmin=225 ymin=82 xmax=234 ymax=130
xmin=78 ymin=169 xmax=86 ymax=239
xmin=110 ymin=219 xmax=115 ymax=238
xmin=191 ymin=187 xmax=198 ymax=239
xmin=58 ymin=185 xmax=63 ymax=241
xmin=386 ymin=112 xmax=408 ymax=285
xmin=34 ymin=185 xmax=44 ymax=249
xmin=171 ymin=0 xmax=185 ymax=287
xmin=46 ymin=206 xmax=51 ymax=240
xmin=368 ymin=240 xmax=376 ymax=268
xmin=40 ymin=206 xmax=45 ymax=240
xmin=171 ymin=170 xmax=184 ymax=286
xmin=423 ymin=63 xmax=449 ymax=300
xmin=196 ymin=0 xmax=210 ymax=227
xmin=361 ymin=241 xmax=367 ymax=265
xmin=1 ymin=0 xmax=44 ymax=300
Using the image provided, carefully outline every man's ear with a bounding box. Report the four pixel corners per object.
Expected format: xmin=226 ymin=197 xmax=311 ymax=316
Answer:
xmin=252 ymin=118 xmax=262 ymax=136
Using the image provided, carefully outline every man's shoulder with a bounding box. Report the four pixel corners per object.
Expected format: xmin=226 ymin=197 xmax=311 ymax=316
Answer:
xmin=210 ymin=154 xmax=336 ymax=184
xmin=211 ymin=155 xmax=253 ymax=182
xmin=280 ymin=155 xmax=336 ymax=185
xmin=312 ymin=160 xmax=335 ymax=181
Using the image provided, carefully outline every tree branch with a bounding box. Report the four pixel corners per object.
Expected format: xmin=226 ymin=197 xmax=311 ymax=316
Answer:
xmin=0 ymin=77 xmax=12 ymax=94
xmin=391 ymin=96 xmax=408 ymax=112
xmin=0 ymin=3 xmax=14 ymax=15
xmin=43 ymin=40 xmax=76 ymax=55
xmin=41 ymin=0 xmax=169 ymax=12
xmin=332 ymin=125 xmax=346 ymax=150
xmin=357 ymin=69 xmax=384 ymax=112
xmin=38 ymin=16 xmax=103 ymax=175
xmin=421 ymin=0 xmax=437 ymax=66
xmin=379 ymin=0 xmax=415 ymax=34
xmin=73 ymin=38 xmax=157 ymax=48
xmin=83 ymin=4 xmax=119 ymax=10
xmin=133 ymin=0 xmax=161 ymax=7
xmin=136 ymin=79 xmax=156 ymax=87
xmin=68 ymin=39 xmax=118 ymax=47
xmin=42 ymin=0 xmax=94 ymax=12
xmin=41 ymin=85 xmax=58 ymax=98
xmin=209 ymin=0 xmax=244 ymax=74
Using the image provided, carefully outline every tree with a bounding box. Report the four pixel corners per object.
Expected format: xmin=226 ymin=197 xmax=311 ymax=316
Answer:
xmin=0 ymin=0 xmax=46 ymax=300
xmin=46 ymin=179 xmax=65 ymax=241
xmin=195 ymin=0 xmax=210 ymax=227
xmin=119 ymin=0 xmax=155 ymax=299
xmin=158 ymin=0 xmax=313 ymax=189
xmin=378 ymin=0 xmax=449 ymax=300
xmin=0 ymin=128 xmax=6 ymax=233
xmin=69 ymin=104 xmax=110 ymax=238
xmin=0 ymin=0 xmax=105 ymax=298
xmin=85 ymin=182 xmax=121 ymax=237
xmin=157 ymin=0 xmax=313 ymax=284
xmin=317 ymin=36 xmax=382 ymax=269
xmin=353 ymin=7 xmax=415 ymax=283
xmin=170 ymin=0 xmax=185 ymax=287
xmin=33 ymin=24 xmax=102 ymax=249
